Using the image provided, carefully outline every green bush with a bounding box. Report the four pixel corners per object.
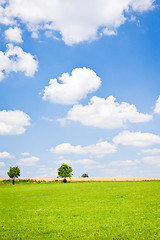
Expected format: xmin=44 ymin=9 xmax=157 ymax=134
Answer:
xmin=81 ymin=173 xmax=89 ymax=177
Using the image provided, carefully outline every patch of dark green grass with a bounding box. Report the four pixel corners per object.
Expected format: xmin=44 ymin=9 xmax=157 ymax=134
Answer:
xmin=0 ymin=182 xmax=160 ymax=239
xmin=0 ymin=179 xmax=58 ymax=185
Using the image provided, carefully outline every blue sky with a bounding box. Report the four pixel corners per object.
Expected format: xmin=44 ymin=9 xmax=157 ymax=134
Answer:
xmin=0 ymin=0 xmax=160 ymax=178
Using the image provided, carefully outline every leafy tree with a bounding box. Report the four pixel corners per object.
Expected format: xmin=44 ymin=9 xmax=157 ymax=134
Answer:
xmin=81 ymin=173 xmax=89 ymax=178
xmin=57 ymin=164 xmax=73 ymax=183
xmin=7 ymin=166 xmax=20 ymax=185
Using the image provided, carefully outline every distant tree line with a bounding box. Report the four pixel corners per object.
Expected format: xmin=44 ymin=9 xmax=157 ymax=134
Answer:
xmin=7 ymin=164 xmax=89 ymax=184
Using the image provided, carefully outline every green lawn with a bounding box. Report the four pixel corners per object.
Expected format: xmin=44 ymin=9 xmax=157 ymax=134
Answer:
xmin=0 ymin=181 xmax=160 ymax=239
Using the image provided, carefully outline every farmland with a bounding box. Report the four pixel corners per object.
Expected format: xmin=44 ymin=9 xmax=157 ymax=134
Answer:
xmin=0 ymin=181 xmax=160 ymax=239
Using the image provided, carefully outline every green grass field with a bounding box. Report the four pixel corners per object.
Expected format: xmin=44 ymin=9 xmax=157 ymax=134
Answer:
xmin=0 ymin=181 xmax=160 ymax=239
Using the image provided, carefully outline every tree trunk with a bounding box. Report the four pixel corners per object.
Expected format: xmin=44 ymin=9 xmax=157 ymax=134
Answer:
xmin=63 ymin=178 xmax=67 ymax=183
xmin=12 ymin=178 xmax=15 ymax=185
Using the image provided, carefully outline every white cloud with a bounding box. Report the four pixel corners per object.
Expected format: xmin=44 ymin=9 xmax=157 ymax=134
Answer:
xmin=0 ymin=0 xmax=154 ymax=45
xmin=55 ymin=157 xmax=96 ymax=166
xmin=50 ymin=140 xmax=116 ymax=157
xmin=59 ymin=96 xmax=152 ymax=128
xmin=141 ymin=156 xmax=160 ymax=167
xmin=5 ymin=27 xmax=23 ymax=43
xmin=20 ymin=152 xmax=30 ymax=157
xmin=18 ymin=156 xmax=40 ymax=166
xmin=131 ymin=0 xmax=154 ymax=12
xmin=113 ymin=131 xmax=160 ymax=147
xmin=0 ymin=152 xmax=14 ymax=159
xmin=109 ymin=159 xmax=139 ymax=167
xmin=142 ymin=148 xmax=160 ymax=155
xmin=0 ymin=44 xmax=38 ymax=81
xmin=42 ymin=67 xmax=101 ymax=104
xmin=0 ymin=110 xmax=30 ymax=135
xmin=0 ymin=162 xmax=5 ymax=167
xmin=154 ymin=96 xmax=160 ymax=114
xmin=103 ymin=28 xmax=117 ymax=36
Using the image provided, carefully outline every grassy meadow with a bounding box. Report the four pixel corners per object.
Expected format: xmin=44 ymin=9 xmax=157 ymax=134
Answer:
xmin=0 ymin=181 xmax=160 ymax=239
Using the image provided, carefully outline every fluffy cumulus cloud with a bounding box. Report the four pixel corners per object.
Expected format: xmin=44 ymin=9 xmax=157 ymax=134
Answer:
xmin=42 ymin=67 xmax=101 ymax=104
xmin=113 ymin=131 xmax=160 ymax=147
xmin=131 ymin=0 xmax=154 ymax=12
xmin=142 ymin=148 xmax=160 ymax=155
xmin=0 ymin=44 xmax=38 ymax=81
xmin=59 ymin=96 xmax=152 ymax=128
xmin=50 ymin=140 xmax=117 ymax=157
xmin=0 ymin=110 xmax=31 ymax=135
xmin=5 ymin=27 xmax=23 ymax=43
xmin=0 ymin=152 xmax=14 ymax=158
xmin=18 ymin=156 xmax=40 ymax=166
xmin=109 ymin=159 xmax=139 ymax=167
xmin=141 ymin=156 xmax=160 ymax=167
xmin=0 ymin=0 xmax=154 ymax=45
xmin=154 ymin=96 xmax=160 ymax=114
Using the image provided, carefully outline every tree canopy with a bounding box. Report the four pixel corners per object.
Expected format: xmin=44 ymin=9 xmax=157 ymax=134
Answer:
xmin=7 ymin=166 xmax=20 ymax=185
xmin=57 ymin=164 xmax=73 ymax=182
xmin=81 ymin=173 xmax=89 ymax=177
